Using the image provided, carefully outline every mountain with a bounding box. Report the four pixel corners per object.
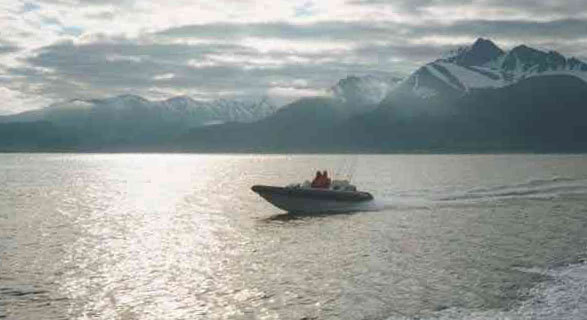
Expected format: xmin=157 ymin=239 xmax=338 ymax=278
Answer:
xmin=0 ymin=95 xmax=277 ymax=148
xmin=1 ymin=95 xmax=276 ymax=126
xmin=3 ymin=38 xmax=587 ymax=152
xmin=446 ymin=38 xmax=505 ymax=67
xmin=342 ymin=39 xmax=587 ymax=152
xmin=342 ymin=74 xmax=587 ymax=152
xmin=329 ymin=74 xmax=401 ymax=114
xmin=178 ymin=74 xmax=587 ymax=153
xmin=0 ymin=73 xmax=398 ymax=151
xmin=0 ymin=121 xmax=77 ymax=151
xmin=175 ymin=75 xmax=401 ymax=152
xmin=387 ymin=38 xmax=587 ymax=103
xmin=176 ymin=97 xmax=344 ymax=152
xmin=178 ymin=39 xmax=587 ymax=153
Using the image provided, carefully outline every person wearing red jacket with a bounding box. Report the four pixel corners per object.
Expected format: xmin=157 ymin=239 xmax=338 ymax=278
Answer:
xmin=310 ymin=170 xmax=331 ymax=189
xmin=322 ymin=170 xmax=331 ymax=189
xmin=311 ymin=171 xmax=323 ymax=188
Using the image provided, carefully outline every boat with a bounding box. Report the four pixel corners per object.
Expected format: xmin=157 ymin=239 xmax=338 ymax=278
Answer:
xmin=251 ymin=180 xmax=374 ymax=214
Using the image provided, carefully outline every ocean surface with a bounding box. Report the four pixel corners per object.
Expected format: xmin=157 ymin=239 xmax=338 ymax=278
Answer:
xmin=1 ymin=153 xmax=587 ymax=320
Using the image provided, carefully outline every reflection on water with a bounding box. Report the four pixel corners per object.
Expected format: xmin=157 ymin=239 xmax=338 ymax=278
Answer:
xmin=1 ymin=154 xmax=587 ymax=319
xmin=262 ymin=211 xmax=360 ymax=222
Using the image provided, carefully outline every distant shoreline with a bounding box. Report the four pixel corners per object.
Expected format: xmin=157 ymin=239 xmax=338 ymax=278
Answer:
xmin=2 ymin=149 xmax=587 ymax=155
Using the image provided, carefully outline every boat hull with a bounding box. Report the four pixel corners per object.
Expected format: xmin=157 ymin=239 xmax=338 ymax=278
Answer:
xmin=251 ymin=185 xmax=374 ymax=213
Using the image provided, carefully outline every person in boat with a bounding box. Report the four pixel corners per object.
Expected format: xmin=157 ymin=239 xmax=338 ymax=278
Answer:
xmin=311 ymin=170 xmax=331 ymax=189
xmin=322 ymin=170 xmax=331 ymax=189
xmin=311 ymin=171 xmax=323 ymax=188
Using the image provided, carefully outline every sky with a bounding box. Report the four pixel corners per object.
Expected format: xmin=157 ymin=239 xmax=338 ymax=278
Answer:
xmin=0 ymin=0 xmax=586 ymax=114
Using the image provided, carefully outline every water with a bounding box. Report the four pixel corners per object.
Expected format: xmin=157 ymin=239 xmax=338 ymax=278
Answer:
xmin=1 ymin=153 xmax=586 ymax=319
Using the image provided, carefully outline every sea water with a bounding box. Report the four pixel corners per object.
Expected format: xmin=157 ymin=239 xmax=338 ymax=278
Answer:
xmin=1 ymin=153 xmax=586 ymax=319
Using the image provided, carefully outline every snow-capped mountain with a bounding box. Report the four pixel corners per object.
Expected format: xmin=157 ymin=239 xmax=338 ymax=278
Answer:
xmin=159 ymin=96 xmax=276 ymax=124
xmin=330 ymin=74 xmax=401 ymax=109
xmin=4 ymin=38 xmax=587 ymax=152
xmin=445 ymin=38 xmax=504 ymax=67
xmin=390 ymin=38 xmax=587 ymax=101
xmin=1 ymin=94 xmax=277 ymax=127
xmin=0 ymin=94 xmax=277 ymax=146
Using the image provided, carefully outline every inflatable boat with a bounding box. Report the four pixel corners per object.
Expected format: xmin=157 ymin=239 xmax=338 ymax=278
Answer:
xmin=251 ymin=180 xmax=374 ymax=214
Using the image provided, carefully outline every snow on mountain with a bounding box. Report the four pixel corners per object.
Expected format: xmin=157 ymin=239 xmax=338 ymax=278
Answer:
xmin=431 ymin=62 xmax=503 ymax=90
xmin=95 ymin=94 xmax=151 ymax=110
xmin=157 ymin=95 xmax=277 ymax=125
xmin=329 ymin=74 xmax=401 ymax=114
xmin=394 ymin=38 xmax=587 ymax=100
xmin=446 ymin=38 xmax=505 ymax=67
xmin=1 ymin=95 xmax=277 ymax=127
xmin=203 ymin=97 xmax=277 ymax=123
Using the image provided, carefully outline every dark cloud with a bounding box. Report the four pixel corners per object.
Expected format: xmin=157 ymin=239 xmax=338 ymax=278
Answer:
xmin=348 ymin=0 xmax=587 ymax=17
xmin=18 ymin=38 xmax=403 ymax=103
xmin=156 ymin=21 xmax=405 ymax=42
xmin=21 ymin=2 xmax=41 ymax=13
xmin=0 ymin=40 xmax=19 ymax=55
xmin=4 ymin=0 xmax=587 ymax=112
xmin=14 ymin=14 xmax=587 ymax=106
xmin=29 ymin=40 xmax=254 ymax=67
xmin=151 ymin=19 xmax=587 ymax=75
xmin=25 ymin=40 xmax=256 ymax=89
xmin=0 ymin=45 xmax=19 ymax=55
xmin=423 ymin=19 xmax=587 ymax=41
xmin=483 ymin=0 xmax=587 ymax=16
xmin=156 ymin=19 xmax=587 ymax=44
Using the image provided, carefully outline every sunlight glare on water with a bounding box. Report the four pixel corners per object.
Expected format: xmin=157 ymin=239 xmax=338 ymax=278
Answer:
xmin=1 ymin=153 xmax=587 ymax=319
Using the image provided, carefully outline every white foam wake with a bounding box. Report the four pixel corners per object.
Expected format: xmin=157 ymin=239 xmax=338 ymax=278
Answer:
xmin=386 ymin=261 xmax=587 ymax=320
xmin=437 ymin=177 xmax=587 ymax=202
xmin=375 ymin=177 xmax=587 ymax=210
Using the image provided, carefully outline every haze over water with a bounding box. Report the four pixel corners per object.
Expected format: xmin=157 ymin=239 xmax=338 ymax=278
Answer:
xmin=1 ymin=153 xmax=587 ymax=319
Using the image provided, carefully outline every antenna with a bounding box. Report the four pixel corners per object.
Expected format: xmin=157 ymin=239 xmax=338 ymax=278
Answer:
xmin=346 ymin=156 xmax=358 ymax=181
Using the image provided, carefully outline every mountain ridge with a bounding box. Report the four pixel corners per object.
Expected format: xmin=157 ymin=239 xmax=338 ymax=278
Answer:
xmin=2 ymin=38 xmax=587 ymax=152
xmin=176 ymin=38 xmax=587 ymax=153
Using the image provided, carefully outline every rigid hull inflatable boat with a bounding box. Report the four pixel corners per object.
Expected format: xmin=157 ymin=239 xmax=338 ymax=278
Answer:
xmin=251 ymin=180 xmax=374 ymax=214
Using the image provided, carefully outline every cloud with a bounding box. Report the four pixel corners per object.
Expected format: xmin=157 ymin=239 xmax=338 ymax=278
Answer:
xmin=14 ymin=36 xmax=406 ymax=107
xmin=152 ymin=73 xmax=175 ymax=81
xmin=0 ymin=84 xmax=53 ymax=115
xmin=348 ymin=0 xmax=587 ymax=19
xmin=0 ymin=43 xmax=19 ymax=55
xmin=21 ymin=2 xmax=41 ymax=13
xmin=35 ymin=0 xmax=135 ymax=6
xmin=157 ymin=18 xmax=587 ymax=47
xmin=412 ymin=19 xmax=587 ymax=43
xmin=24 ymin=40 xmax=256 ymax=89
xmin=267 ymin=86 xmax=327 ymax=100
xmin=1 ymin=0 xmax=587 ymax=114
xmin=156 ymin=21 xmax=401 ymax=42
xmin=154 ymin=19 xmax=587 ymax=63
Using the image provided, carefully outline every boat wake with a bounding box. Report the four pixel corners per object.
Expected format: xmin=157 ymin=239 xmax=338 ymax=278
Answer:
xmin=255 ymin=177 xmax=587 ymax=214
xmin=437 ymin=177 xmax=587 ymax=201
xmin=376 ymin=177 xmax=587 ymax=210
xmin=387 ymin=260 xmax=587 ymax=320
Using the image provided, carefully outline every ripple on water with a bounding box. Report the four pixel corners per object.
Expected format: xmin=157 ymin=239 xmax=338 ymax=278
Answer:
xmin=1 ymin=154 xmax=587 ymax=319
